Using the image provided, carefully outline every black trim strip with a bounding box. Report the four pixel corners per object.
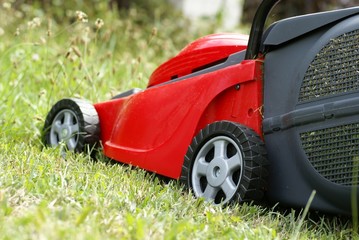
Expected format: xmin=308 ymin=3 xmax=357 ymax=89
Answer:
xmin=150 ymin=50 xmax=246 ymax=88
xmin=263 ymin=96 xmax=359 ymax=134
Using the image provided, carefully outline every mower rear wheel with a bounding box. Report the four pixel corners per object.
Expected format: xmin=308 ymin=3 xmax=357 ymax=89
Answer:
xmin=181 ymin=121 xmax=268 ymax=205
xmin=43 ymin=98 xmax=100 ymax=154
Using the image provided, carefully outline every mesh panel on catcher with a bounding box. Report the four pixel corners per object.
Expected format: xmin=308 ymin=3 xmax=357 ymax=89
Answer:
xmin=299 ymin=29 xmax=359 ymax=102
xmin=300 ymin=123 xmax=359 ymax=186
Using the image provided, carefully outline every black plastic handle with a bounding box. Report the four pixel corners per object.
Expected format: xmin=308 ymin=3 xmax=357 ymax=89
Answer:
xmin=245 ymin=0 xmax=281 ymax=60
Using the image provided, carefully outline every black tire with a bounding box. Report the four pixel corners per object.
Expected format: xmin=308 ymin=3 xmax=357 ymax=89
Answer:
xmin=43 ymin=98 xmax=100 ymax=154
xmin=180 ymin=121 xmax=268 ymax=205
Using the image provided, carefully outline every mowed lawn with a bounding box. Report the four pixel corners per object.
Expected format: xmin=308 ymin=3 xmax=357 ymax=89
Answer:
xmin=0 ymin=2 xmax=357 ymax=239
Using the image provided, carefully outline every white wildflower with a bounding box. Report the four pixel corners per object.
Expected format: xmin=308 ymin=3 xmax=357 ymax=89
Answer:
xmin=95 ymin=18 xmax=104 ymax=30
xmin=76 ymin=11 xmax=88 ymax=23
xmin=32 ymin=54 xmax=40 ymax=61
xmin=2 ymin=2 xmax=11 ymax=9
xmin=14 ymin=28 xmax=20 ymax=36
xmin=27 ymin=17 xmax=41 ymax=29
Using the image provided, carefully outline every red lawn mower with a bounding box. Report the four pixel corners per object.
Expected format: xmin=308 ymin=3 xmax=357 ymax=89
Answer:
xmin=43 ymin=0 xmax=359 ymax=215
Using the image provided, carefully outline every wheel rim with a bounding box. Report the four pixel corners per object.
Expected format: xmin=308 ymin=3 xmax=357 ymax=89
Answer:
xmin=49 ymin=109 xmax=80 ymax=150
xmin=191 ymin=136 xmax=243 ymax=204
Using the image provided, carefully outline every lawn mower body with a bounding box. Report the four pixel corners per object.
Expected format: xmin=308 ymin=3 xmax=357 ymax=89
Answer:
xmin=44 ymin=0 xmax=359 ymax=215
xmin=94 ymin=52 xmax=263 ymax=179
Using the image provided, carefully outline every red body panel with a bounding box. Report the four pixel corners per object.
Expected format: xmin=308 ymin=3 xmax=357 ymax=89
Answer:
xmin=94 ymin=60 xmax=263 ymax=179
xmin=148 ymin=33 xmax=249 ymax=87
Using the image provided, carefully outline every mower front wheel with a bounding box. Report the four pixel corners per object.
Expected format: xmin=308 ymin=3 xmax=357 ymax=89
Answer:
xmin=43 ymin=98 xmax=100 ymax=154
xmin=181 ymin=121 xmax=268 ymax=205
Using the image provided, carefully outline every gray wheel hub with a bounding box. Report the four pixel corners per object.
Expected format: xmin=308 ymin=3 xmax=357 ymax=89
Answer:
xmin=191 ymin=136 xmax=243 ymax=204
xmin=206 ymin=157 xmax=229 ymax=187
xmin=49 ymin=109 xmax=79 ymax=150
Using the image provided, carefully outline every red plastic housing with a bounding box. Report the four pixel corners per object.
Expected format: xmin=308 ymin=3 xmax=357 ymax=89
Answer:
xmin=94 ymin=64 xmax=263 ymax=179
xmin=94 ymin=33 xmax=263 ymax=179
xmin=148 ymin=33 xmax=249 ymax=87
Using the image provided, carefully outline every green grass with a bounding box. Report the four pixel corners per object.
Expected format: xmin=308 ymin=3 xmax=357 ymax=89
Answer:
xmin=0 ymin=2 xmax=358 ymax=239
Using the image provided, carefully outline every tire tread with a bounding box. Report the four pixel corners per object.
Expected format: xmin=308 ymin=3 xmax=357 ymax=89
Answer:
xmin=180 ymin=120 xmax=268 ymax=204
